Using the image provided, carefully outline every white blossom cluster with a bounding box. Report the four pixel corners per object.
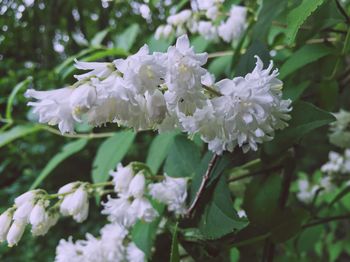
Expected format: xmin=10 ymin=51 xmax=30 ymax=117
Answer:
xmin=55 ymin=223 xmax=144 ymax=262
xmin=155 ymin=1 xmax=247 ymax=43
xmin=26 ymin=35 xmax=291 ymax=155
xmin=56 ymin=164 xmax=188 ymax=262
xmin=296 ymin=176 xmax=334 ymax=204
xmin=321 ymin=149 xmax=350 ymax=175
xmin=0 ymin=161 xmax=188 ymax=261
xmin=0 ymin=183 xmax=90 ymax=247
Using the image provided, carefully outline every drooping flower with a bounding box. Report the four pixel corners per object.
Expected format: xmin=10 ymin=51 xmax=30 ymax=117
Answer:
xmin=126 ymin=242 xmax=146 ymax=262
xmin=110 ymin=163 xmax=134 ymax=194
xmin=149 ymin=175 xmax=188 ymax=216
xmin=0 ymin=209 xmax=14 ymax=242
xmin=6 ymin=221 xmax=26 ymax=247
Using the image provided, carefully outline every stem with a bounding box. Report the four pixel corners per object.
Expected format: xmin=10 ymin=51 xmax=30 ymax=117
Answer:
xmin=186 ymin=154 xmax=220 ymax=217
xmin=91 ymin=181 xmax=114 ymax=188
xmin=40 ymin=125 xmax=115 ymax=139
xmin=335 ymin=0 xmax=350 ymax=24
xmin=228 ymin=164 xmax=282 ymax=183
xmin=302 ymin=213 xmax=350 ymax=229
xmin=208 ymin=51 xmax=234 ymax=58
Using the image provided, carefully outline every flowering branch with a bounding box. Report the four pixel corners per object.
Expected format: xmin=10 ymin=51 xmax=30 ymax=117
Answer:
xmin=186 ymin=154 xmax=220 ymax=217
xmin=302 ymin=213 xmax=350 ymax=229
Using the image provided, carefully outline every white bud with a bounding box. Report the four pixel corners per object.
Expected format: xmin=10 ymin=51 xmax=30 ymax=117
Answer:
xmin=31 ymin=212 xmax=59 ymax=236
xmin=7 ymin=221 xmax=26 ymax=247
xmin=72 ymin=201 xmax=89 ymax=223
xmin=29 ymin=200 xmax=47 ymax=227
xmin=58 ymin=182 xmax=78 ymax=196
xmin=14 ymin=190 xmax=37 ymax=207
xmin=0 ymin=209 xmax=13 ymax=242
xmin=60 ymin=185 xmax=89 ymax=219
xmin=128 ymin=172 xmax=146 ymax=198
xmin=13 ymin=200 xmax=35 ymax=222
xmin=110 ymin=164 xmax=134 ymax=194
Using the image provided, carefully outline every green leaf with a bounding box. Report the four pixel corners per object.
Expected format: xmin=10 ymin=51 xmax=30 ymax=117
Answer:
xmin=0 ymin=125 xmax=41 ymax=148
xmin=199 ymin=175 xmax=248 ymax=239
xmin=263 ymin=101 xmax=336 ymax=157
xmin=279 ymin=44 xmax=333 ymax=79
xmin=208 ymin=56 xmax=231 ymax=79
xmin=283 ymin=81 xmax=310 ymax=102
xmin=90 ymin=28 xmax=110 ymax=47
xmin=92 ymin=130 xmax=135 ymax=183
xmin=243 ymin=174 xmax=282 ymax=228
xmin=164 ymin=135 xmax=201 ymax=178
xmin=132 ymin=202 xmax=165 ymax=258
xmin=192 ymin=36 xmax=210 ymax=52
xmin=170 ymin=222 xmax=180 ymax=262
xmin=286 ymin=0 xmax=326 ymax=45
xmin=115 ymin=23 xmax=140 ymax=51
xmin=318 ymin=80 xmax=338 ymax=111
xmin=146 ymin=131 xmax=178 ymax=174
xmin=30 ymin=139 xmax=88 ymax=189
xmin=6 ymin=77 xmax=32 ymax=120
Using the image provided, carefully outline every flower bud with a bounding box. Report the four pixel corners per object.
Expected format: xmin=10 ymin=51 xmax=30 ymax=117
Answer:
xmin=29 ymin=200 xmax=47 ymax=227
xmin=110 ymin=164 xmax=134 ymax=194
xmin=13 ymin=200 xmax=35 ymax=222
xmin=7 ymin=221 xmax=26 ymax=247
xmin=128 ymin=172 xmax=146 ymax=198
xmin=14 ymin=190 xmax=37 ymax=207
xmin=0 ymin=209 xmax=13 ymax=242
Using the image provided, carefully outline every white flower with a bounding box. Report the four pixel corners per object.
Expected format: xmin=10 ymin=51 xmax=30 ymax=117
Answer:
xmin=321 ymin=151 xmax=344 ymax=174
xmin=14 ymin=190 xmax=38 ymax=207
xmin=167 ymin=10 xmax=192 ymax=26
xmin=127 ymin=242 xmax=146 ymax=262
xmin=100 ymin=223 xmax=128 ymax=261
xmin=342 ymin=149 xmax=350 ymax=173
xmin=60 ymin=185 xmax=89 ymax=222
xmin=155 ymin=24 xmax=173 ymax=40
xmin=70 ymin=82 xmax=97 ymax=121
xmin=31 ymin=211 xmax=59 ymax=236
xmin=74 ymin=60 xmax=114 ymax=81
xmin=149 ymin=175 xmax=188 ymax=215
xmin=197 ymin=21 xmax=217 ymax=40
xmin=210 ymin=56 xmax=291 ymax=153
xmin=128 ymin=172 xmax=146 ymax=198
xmin=25 ymin=87 xmax=77 ymax=134
xmin=296 ymin=179 xmax=318 ymax=204
xmin=7 ymin=221 xmax=26 ymax=247
xmin=29 ymin=200 xmax=48 ymax=227
xmin=0 ymin=209 xmax=13 ymax=242
xmin=101 ymin=196 xmax=134 ymax=227
xmin=13 ymin=200 xmax=35 ymax=223
xmin=139 ymin=4 xmax=151 ymax=20
xmin=55 ymin=237 xmax=85 ymax=262
xmin=58 ymin=182 xmax=79 ymax=195
xmin=129 ymin=198 xmax=158 ymax=223
xmin=218 ymin=6 xmax=247 ymax=43
xmin=110 ymin=163 xmax=134 ymax=194
xmin=206 ymin=6 xmax=219 ymax=20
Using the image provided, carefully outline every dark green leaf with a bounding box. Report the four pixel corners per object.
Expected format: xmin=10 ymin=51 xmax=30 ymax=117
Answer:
xmin=90 ymin=28 xmax=110 ymax=47
xmin=30 ymin=139 xmax=88 ymax=189
xmin=146 ymin=131 xmax=178 ymax=174
xmin=286 ymin=0 xmax=326 ymax=45
xmin=199 ymin=175 xmax=248 ymax=239
xmin=279 ymin=44 xmax=333 ymax=79
xmin=263 ymin=101 xmax=336 ymax=156
xmin=6 ymin=77 xmax=32 ymax=120
xmin=92 ymin=130 xmax=135 ymax=183
xmin=283 ymin=81 xmax=310 ymax=102
xmin=330 ymin=185 xmax=350 ymax=207
xmin=164 ymin=135 xmax=201 ymax=178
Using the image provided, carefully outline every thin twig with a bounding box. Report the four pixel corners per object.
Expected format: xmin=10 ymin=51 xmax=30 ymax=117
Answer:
xmin=302 ymin=213 xmax=350 ymax=229
xmin=186 ymin=154 xmax=220 ymax=217
xmin=40 ymin=125 xmax=115 ymax=139
xmin=208 ymin=51 xmax=234 ymax=59
xmin=335 ymin=0 xmax=350 ymax=24
xmin=227 ymin=165 xmax=283 ymax=183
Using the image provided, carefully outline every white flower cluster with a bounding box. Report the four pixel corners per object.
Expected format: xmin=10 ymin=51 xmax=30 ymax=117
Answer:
xmin=26 ymin=35 xmax=291 ymax=155
xmin=55 ymin=223 xmax=144 ymax=262
xmin=297 ymin=176 xmax=334 ymax=204
xmin=321 ymin=149 xmax=350 ymax=175
xmin=329 ymin=109 xmax=350 ymax=148
xmin=0 ymin=183 xmax=90 ymax=247
xmin=102 ymin=164 xmax=188 ymax=227
xmin=55 ymin=164 xmax=188 ymax=262
xmin=155 ymin=1 xmax=247 ymax=42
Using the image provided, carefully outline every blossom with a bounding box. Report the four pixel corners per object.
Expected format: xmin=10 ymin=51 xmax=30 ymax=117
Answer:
xmin=149 ymin=175 xmax=188 ymax=215
xmin=6 ymin=221 xmax=26 ymax=247
xmin=218 ymin=6 xmax=247 ymax=43
xmin=101 ymin=196 xmax=134 ymax=227
xmin=29 ymin=200 xmax=48 ymax=228
xmin=126 ymin=242 xmax=146 ymax=262
xmin=0 ymin=209 xmax=13 ymax=242
xmin=128 ymin=172 xmax=146 ymax=198
xmin=13 ymin=199 xmax=35 ymax=223
xmin=129 ymin=198 xmax=158 ymax=223
xmin=110 ymin=163 xmax=134 ymax=194
xmin=321 ymin=151 xmax=344 ymax=174
xmin=155 ymin=24 xmax=173 ymax=40
xmin=60 ymin=185 xmax=89 ymax=222
xmin=55 ymin=237 xmax=85 ymax=262
xmin=167 ymin=10 xmax=192 ymax=26
xmin=197 ymin=21 xmax=217 ymax=40
xmin=73 ymin=60 xmax=114 ymax=81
